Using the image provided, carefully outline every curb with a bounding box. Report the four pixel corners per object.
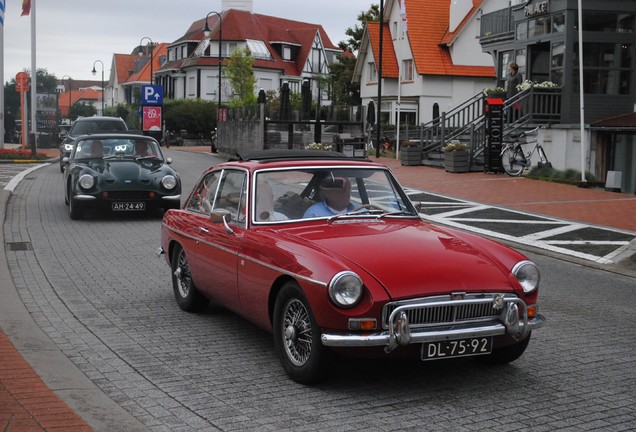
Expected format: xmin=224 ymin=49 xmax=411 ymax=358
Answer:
xmin=0 ymin=169 xmax=149 ymax=431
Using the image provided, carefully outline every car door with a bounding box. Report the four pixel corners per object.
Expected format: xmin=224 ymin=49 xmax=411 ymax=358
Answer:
xmin=194 ymin=169 xmax=247 ymax=310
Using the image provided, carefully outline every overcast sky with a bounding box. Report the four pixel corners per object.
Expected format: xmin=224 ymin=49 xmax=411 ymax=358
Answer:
xmin=1 ymin=0 xmax=372 ymax=84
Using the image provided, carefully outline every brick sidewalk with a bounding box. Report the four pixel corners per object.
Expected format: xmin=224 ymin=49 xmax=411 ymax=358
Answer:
xmin=0 ymin=332 xmax=91 ymax=431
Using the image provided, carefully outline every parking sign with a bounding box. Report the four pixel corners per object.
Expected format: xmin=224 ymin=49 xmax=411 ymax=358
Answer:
xmin=142 ymin=85 xmax=163 ymax=105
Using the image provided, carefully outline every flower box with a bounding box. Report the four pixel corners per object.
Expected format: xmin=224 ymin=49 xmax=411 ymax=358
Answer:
xmin=444 ymin=150 xmax=470 ymax=173
xmin=400 ymin=146 xmax=422 ymax=166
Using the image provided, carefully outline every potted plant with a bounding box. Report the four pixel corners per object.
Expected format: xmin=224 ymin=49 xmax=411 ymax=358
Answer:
xmin=400 ymin=140 xmax=422 ymax=166
xmin=442 ymin=140 xmax=470 ymax=173
xmin=483 ymin=86 xmax=506 ymax=99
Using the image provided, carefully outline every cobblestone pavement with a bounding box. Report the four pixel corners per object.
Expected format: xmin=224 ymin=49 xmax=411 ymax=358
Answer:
xmin=1 ymin=156 xmax=634 ymax=431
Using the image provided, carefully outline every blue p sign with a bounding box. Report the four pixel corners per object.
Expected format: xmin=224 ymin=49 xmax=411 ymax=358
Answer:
xmin=142 ymin=85 xmax=163 ymax=105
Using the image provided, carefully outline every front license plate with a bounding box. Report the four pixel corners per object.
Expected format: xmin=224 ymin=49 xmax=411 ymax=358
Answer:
xmin=112 ymin=202 xmax=145 ymax=211
xmin=421 ymin=337 xmax=492 ymax=361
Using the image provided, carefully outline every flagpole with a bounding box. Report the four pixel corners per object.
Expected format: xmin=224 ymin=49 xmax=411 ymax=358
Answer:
xmin=577 ymin=0 xmax=586 ymax=183
xmin=30 ymin=0 xmax=36 ymax=153
xmin=0 ymin=0 xmax=5 ymax=149
xmin=396 ymin=0 xmax=406 ymax=160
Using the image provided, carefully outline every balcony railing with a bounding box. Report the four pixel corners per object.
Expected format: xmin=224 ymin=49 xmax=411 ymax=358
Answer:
xmin=480 ymin=7 xmax=514 ymax=40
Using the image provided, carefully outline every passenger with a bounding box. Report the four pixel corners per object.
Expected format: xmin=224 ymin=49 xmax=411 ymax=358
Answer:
xmin=303 ymin=176 xmax=356 ymax=218
xmin=136 ymin=141 xmax=154 ymax=157
xmin=256 ymin=178 xmax=288 ymax=221
xmin=87 ymin=140 xmax=104 ymax=158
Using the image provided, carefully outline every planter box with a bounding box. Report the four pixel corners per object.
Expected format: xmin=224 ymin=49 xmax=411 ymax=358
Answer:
xmin=444 ymin=151 xmax=470 ymax=173
xmin=400 ymin=146 xmax=422 ymax=166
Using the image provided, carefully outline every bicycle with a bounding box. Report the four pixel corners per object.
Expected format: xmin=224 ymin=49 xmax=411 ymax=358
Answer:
xmin=500 ymin=126 xmax=551 ymax=176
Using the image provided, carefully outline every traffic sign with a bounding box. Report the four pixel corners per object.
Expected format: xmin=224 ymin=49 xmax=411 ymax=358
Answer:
xmin=142 ymin=106 xmax=162 ymax=131
xmin=16 ymin=71 xmax=29 ymax=84
xmin=141 ymin=85 xmax=163 ymax=105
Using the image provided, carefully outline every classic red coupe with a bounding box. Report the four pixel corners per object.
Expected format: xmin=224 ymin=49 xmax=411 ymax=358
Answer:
xmin=159 ymin=150 xmax=545 ymax=383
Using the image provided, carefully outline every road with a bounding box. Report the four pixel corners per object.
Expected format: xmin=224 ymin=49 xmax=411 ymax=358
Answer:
xmin=3 ymin=149 xmax=636 ymax=431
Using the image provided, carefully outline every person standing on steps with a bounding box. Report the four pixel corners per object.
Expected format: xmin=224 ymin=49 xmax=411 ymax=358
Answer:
xmin=506 ymin=63 xmax=523 ymax=121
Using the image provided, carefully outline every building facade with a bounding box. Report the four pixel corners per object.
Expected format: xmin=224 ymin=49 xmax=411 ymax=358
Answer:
xmin=480 ymin=0 xmax=636 ymax=193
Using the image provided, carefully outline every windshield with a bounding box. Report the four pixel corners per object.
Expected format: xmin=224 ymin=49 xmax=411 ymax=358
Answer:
xmin=70 ymin=119 xmax=127 ymax=136
xmin=73 ymin=138 xmax=162 ymax=160
xmin=252 ymin=167 xmax=417 ymax=223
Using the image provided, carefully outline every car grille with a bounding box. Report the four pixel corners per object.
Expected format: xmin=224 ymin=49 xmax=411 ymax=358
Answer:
xmin=382 ymin=293 xmax=516 ymax=329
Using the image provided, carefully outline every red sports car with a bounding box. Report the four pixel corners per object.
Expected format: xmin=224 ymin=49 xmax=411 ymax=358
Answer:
xmin=159 ymin=150 xmax=545 ymax=383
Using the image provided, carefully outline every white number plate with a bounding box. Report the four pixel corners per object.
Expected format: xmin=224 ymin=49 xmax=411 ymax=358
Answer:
xmin=112 ymin=202 xmax=145 ymax=211
xmin=421 ymin=337 xmax=492 ymax=361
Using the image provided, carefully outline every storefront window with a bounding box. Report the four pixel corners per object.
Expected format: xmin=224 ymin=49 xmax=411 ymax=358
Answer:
xmin=582 ymin=12 xmax=634 ymax=33
xmin=516 ymin=21 xmax=527 ymax=40
xmin=553 ymin=13 xmax=565 ymax=32
xmin=528 ymin=16 xmax=551 ymax=38
xmin=574 ymin=43 xmax=633 ymax=94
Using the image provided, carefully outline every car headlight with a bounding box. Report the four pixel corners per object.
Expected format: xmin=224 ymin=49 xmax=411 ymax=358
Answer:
xmin=64 ymin=144 xmax=73 ymax=151
xmin=512 ymin=260 xmax=540 ymax=293
xmin=328 ymin=271 xmax=363 ymax=308
xmin=78 ymin=174 xmax=95 ymax=190
xmin=161 ymin=175 xmax=177 ymax=190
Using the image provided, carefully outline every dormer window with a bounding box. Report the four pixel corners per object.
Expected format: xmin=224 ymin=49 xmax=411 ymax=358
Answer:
xmin=283 ymin=46 xmax=291 ymax=60
xmin=246 ymin=39 xmax=272 ymax=60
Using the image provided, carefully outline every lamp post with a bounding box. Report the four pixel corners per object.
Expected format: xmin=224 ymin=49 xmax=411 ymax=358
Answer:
xmin=139 ymin=37 xmax=154 ymax=85
xmin=203 ymin=11 xmax=223 ymax=120
xmin=61 ymin=75 xmax=72 ymax=119
xmin=91 ymin=60 xmax=105 ymax=113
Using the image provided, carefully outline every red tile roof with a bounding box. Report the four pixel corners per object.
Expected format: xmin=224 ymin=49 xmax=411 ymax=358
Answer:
xmin=57 ymin=89 xmax=101 ymax=116
xmin=367 ymin=22 xmax=399 ymax=78
xmin=368 ymin=0 xmax=494 ymax=78
xmin=161 ymin=9 xmax=340 ymax=78
xmin=126 ymin=43 xmax=168 ymax=84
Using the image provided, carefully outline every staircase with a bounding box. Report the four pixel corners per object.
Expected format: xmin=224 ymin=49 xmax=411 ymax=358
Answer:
xmin=401 ymin=86 xmax=563 ymax=170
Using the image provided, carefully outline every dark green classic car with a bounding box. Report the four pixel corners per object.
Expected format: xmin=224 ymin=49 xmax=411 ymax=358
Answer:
xmin=62 ymin=133 xmax=181 ymax=220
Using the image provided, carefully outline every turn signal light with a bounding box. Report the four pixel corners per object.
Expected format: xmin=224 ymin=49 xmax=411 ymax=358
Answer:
xmin=348 ymin=318 xmax=377 ymax=331
xmin=527 ymin=305 xmax=537 ymax=318
xmin=102 ymin=191 xmax=109 ymax=198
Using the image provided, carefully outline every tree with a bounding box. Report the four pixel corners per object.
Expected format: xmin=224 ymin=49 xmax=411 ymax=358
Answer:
xmin=69 ymin=102 xmax=96 ymax=119
xmin=341 ymin=4 xmax=380 ymax=53
xmin=3 ymin=68 xmax=58 ymax=122
xmin=225 ymin=48 xmax=257 ymax=108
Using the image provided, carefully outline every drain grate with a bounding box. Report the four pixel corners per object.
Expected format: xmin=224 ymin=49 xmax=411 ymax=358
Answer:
xmin=6 ymin=241 xmax=33 ymax=251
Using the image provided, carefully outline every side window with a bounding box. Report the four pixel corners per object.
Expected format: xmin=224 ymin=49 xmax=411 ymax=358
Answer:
xmin=212 ymin=171 xmax=247 ymax=225
xmin=187 ymin=172 xmax=220 ymax=214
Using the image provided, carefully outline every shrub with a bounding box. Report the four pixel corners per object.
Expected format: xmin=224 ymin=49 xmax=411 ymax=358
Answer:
xmin=0 ymin=148 xmax=48 ymax=160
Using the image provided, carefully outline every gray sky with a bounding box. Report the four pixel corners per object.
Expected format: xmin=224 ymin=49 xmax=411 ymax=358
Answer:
xmin=1 ymin=0 xmax=371 ymax=83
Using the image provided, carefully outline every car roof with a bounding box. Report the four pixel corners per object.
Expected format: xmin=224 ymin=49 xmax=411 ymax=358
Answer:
xmin=75 ymin=132 xmax=157 ymax=141
xmin=217 ymin=150 xmax=384 ymax=172
xmin=73 ymin=116 xmax=125 ymax=123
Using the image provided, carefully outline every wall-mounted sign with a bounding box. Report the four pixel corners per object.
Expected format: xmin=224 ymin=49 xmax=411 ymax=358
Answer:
xmin=524 ymin=1 xmax=549 ymax=17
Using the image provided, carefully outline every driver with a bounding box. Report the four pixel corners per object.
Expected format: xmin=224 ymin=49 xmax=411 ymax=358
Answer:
xmin=303 ymin=176 xmax=356 ymax=218
xmin=136 ymin=141 xmax=154 ymax=157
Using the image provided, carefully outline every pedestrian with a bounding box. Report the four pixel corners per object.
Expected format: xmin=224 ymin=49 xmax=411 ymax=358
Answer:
xmin=4 ymin=110 xmax=16 ymax=144
xmin=506 ymin=63 xmax=523 ymax=121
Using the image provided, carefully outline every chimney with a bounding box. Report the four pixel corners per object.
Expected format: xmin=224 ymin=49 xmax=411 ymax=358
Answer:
xmin=222 ymin=0 xmax=253 ymax=12
xmin=449 ymin=0 xmax=472 ymax=33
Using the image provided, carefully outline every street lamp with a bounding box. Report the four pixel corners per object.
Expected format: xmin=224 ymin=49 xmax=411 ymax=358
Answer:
xmin=203 ymin=11 xmax=223 ymax=119
xmin=139 ymin=36 xmax=154 ymax=85
xmin=91 ymin=60 xmax=105 ymax=113
xmin=61 ymin=75 xmax=72 ymax=119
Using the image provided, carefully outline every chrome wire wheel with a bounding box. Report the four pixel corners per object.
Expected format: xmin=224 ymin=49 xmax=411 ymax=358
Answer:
xmin=175 ymin=249 xmax=192 ymax=299
xmin=282 ymin=298 xmax=313 ymax=366
xmin=171 ymin=245 xmax=208 ymax=312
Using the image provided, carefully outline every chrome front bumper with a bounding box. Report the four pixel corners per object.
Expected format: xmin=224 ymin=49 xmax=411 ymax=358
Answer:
xmin=321 ymin=296 xmax=545 ymax=353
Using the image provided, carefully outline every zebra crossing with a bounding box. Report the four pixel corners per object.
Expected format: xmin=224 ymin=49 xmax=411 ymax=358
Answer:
xmin=406 ymin=188 xmax=635 ymax=265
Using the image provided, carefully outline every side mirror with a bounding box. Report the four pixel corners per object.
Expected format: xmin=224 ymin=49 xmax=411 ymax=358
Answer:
xmin=210 ymin=209 xmax=234 ymax=234
xmin=62 ymin=156 xmax=70 ymax=165
xmin=166 ymin=157 xmax=172 ymax=164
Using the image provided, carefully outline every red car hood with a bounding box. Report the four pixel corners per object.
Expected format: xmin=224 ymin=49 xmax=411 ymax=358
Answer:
xmin=282 ymin=219 xmax=517 ymax=300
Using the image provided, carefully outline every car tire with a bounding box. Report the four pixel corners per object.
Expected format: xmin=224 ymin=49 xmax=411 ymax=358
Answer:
xmin=171 ymin=244 xmax=208 ymax=312
xmin=483 ymin=333 xmax=531 ymax=365
xmin=273 ymin=282 xmax=329 ymax=384
xmin=69 ymin=193 xmax=82 ymax=220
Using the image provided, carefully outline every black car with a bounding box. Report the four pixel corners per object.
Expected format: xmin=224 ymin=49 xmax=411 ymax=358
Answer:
xmin=62 ymin=133 xmax=181 ymax=220
xmin=59 ymin=116 xmax=128 ymax=171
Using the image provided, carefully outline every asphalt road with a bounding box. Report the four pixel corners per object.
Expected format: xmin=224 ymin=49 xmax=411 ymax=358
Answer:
xmin=3 ymin=150 xmax=636 ymax=431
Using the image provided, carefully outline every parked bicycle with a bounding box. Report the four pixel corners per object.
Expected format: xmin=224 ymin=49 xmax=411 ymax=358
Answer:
xmin=500 ymin=126 xmax=551 ymax=176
